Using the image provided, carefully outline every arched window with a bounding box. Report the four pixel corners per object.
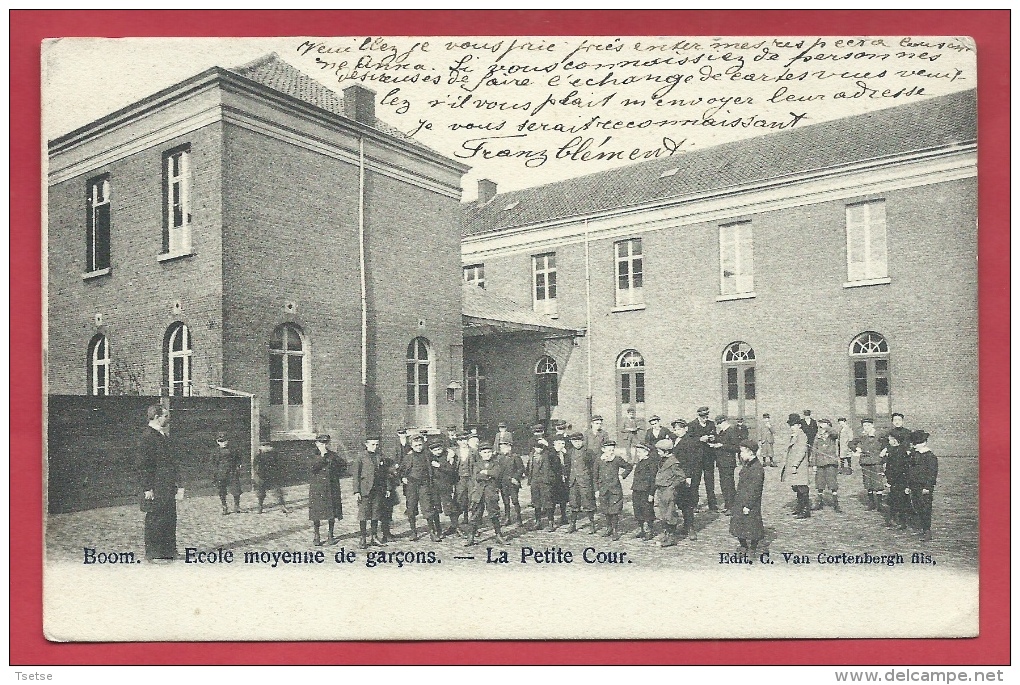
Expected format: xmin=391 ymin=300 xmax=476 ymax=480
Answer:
xmin=616 ymin=349 xmax=646 ymax=429
xmin=88 ymin=334 xmax=110 ymax=396
xmin=270 ymin=323 xmax=308 ymax=433
xmin=722 ymin=342 xmax=756 ymax=425
xmin=165 ymin=323 xmax=192 ymax=396
xmin=465 ymin=363 xmax=486 ymax=426
xmin=849 ymin=331 xmax=891 ymax=424
xmin=535 ymin=355 xmax=558 ymax=426
xmin=406 ymin=337 xmax=433 ymax=428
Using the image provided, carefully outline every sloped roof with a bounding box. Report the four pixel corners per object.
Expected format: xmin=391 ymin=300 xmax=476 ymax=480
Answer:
xmin=229 ymin=53 xmax=441 ymax=154
xmin=464 ymin=89 xmax=977 ymax=236
xmin=462 ymin=283 xmax=581 ymax=337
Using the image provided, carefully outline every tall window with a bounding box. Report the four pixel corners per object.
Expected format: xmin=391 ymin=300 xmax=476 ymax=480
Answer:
xmin=535 ymin=355 xmax=558 ymax=426
xmin=87 ymin=334 xmax=110 ymax=396
xmin=720 ymin=221 xmax=754 ymax=295
xmin=163 ymin=147 xmax=192 ymax=254
xmin=406 ymin=338 xmax=433 ymax=427
xmin=86 ymin=175 xmax=111 ymax=273
xmin=849 ymin=331 xmax=891 ymax=425
xmin=165 ymin=323 xmax=193 ymax=396
xmin=465 ymin=363 xmax=486 ymax=426
xmin=533 ymin=252 xmax=557 ymax=315
xmin=846 ymin=199 xmax=888 ymax=282
xmin=616 ymin=349 xmax=646 ymax=429
xmin=722 ymin=342 xmax=756 ymax=425
xmin=269 ymin=324 xmax=308 ymax=433
xmin=615 ymin=238 xmax=643 ymax=306
xmin=463 ymin=264 xmax=485 ymax=289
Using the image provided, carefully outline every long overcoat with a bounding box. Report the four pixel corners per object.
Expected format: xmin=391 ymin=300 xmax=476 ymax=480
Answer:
xmin=730 ymin=458 xmax=766 ymax=541
xmin=781 ymin=430 xmax=810 ymax=487
xmin=595 ymin=455 xmax=633 ymax=515
xmin=308 ymin=448 xmax=344 ymax=520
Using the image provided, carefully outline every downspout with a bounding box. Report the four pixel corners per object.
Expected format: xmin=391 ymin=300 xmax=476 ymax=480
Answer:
xmin=584 ymin=218 xmax=593 ymax=421
xmin=358 ymin=136 xmax=368 ymax=419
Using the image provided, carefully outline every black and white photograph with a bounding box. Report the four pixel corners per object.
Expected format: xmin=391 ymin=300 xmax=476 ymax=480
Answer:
xmin=42 ymin=34 xmax=978 ymax=641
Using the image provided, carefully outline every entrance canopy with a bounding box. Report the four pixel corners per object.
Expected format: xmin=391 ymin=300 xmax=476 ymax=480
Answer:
xmin=462 ymin=283 xmax=584 ymax=338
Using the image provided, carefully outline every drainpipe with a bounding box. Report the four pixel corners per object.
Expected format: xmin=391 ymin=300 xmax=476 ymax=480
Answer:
xmin=584 ymin=218 xmax=593 ymax=421
xmin=358 ymin=136 xmax=368 ymax=420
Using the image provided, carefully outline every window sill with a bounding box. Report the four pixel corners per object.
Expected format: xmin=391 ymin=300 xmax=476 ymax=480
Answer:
xmin=271 ymin=430 xmax=317 ymax=442
xmin=611 ymin=303 xmax=646 ymax=313
xmin=158 ymin=250 xmax=195 ymax=263
xmin=843 ymin=277 xmax=891 ymax=289
xmin=716 ymin=291 xmax=757 ymax=302
xmin=82 ymin=268 xmax=111 ymax=281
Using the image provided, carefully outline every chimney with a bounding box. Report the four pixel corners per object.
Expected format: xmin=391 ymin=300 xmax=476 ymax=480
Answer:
xmin=342 ymin=85 xmax=376 ymax=126
xmin=477 ymin=179 xmax=497 ymax=205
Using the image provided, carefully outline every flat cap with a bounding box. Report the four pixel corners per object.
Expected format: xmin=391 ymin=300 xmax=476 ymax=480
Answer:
xmin=671 ymin=418 xmax=688 ymax=428
xmin=365 ymin=435 xmax=381 ymax=442
xmin=478 ymin=443 xmax=494 ymax=452
xmin=446 ymin=425 xmax=458 ymax=432
xmin=634 ymin=442 xmax=650 ymax=451
xmin=697 ymin=406 xmax=710 ymax=415
xmin=315 ymin=433 xmax=331 ymax=443
xmin=654 ymin=438 xmax=673 ymax=450
xmin=498 ymin=422 xmax=508 ymax=428
xmin=787 ymin=413 xmax=802 ymax=426
xmin=762 ymin=413 xmax=771 ymax=419
xmin=553 ymin=419 xmax=567 ymax=427
xmin=569 ymin=432 xmax=585 ymax=440
xmin=531 ymin=423 xmax=545 ymax=433
xmin=715 ymin=414 xmax=727 ymax=423
xmin=396 ymin=428 xmax=408 ymax=435
xmin=861 ymin=417 xmax=875 ymax=424
xmin=410 ymin=433 xmax=425 ymax=443
xmin=456 ymin=432 xmax=470 ymax=440
xmin=739 ymin=439 xmax=758 ymax=452
xmin=910 ymin=429 xmax=930 ymax=445
xmin=498 ymin=440 xmax=513 ymax=447
xmin=216 ymin=432 xmax=228 ymax=441
xmin=602 ymin=439 xmax=616 ymax=447
xmin=649 ymin=414 xmax=661 ymax=422
xmin=427 ymin=440 xmax=445 ymax=450
xmin=591 ymin=414 xmax=604 ymax=421
xmin=803 ymin=409 xmax=812 ymax=416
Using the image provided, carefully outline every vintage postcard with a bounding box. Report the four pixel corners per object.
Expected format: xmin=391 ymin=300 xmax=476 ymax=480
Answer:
xmin=42 ymin=34 xmax=978 ymax=641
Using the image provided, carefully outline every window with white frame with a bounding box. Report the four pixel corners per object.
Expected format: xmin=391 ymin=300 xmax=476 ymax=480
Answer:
xmin=845 ymin=200 xmax=888 ymax=282
xmin=88 ymin=334 xmax=110 ymax=396
xmin=533 ymin=252 xmax=557 ymax=314
xmin=719 ymin=221 xmax=754 ymax=295
xmin=86 ymin=175 xmax=111 ymax=273
xmin=165 ymin=323 xmax=193 ymax=396
xmin=163 ymin=147 xmax=191 ymax=254
xmin=269 ymin=323 xmax=309 ymax=433
xmin=463 ymin=264 xmax=485 ymax=289
xmin=614 ymin=238 xmax=643 ymax=306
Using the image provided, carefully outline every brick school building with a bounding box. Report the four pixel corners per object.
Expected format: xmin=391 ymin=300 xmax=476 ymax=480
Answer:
xmin=460 ymin=90 xmax=977 ymax=455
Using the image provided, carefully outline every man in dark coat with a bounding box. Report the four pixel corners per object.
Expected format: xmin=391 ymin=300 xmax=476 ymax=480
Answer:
xmin=715 ymin=415 xmax=740 ymax=515
xmin=906 ymin=430 xmax=938 ymax=541
xmin=594 ymin=440 xmax=633 ymax=541
xmin=465 ymin=444 xmax=507 ymax=546
xmin=308 ymin=433 xmax=343 ymax=546
xmin=253 ymin=442 xmax=288 ymax=514
xmin=629 ymin=442 xmax=658 ymax=540
xmin=730 ymin=439 xmax=766 ymax=551
xmin=671 ymin=419 xmax=700 ymax=541
xmin=497 ymin=441 xmax=526 ymax=527
xmin=491 ymin=422 xmax=514 ymax=452
xmin=687 ymin=406 xmax=720 ymax=512
xmin=583 ymin=415 xmax=608 ymax=463
xmin=353 ymin=436 xmax=386 ymax=548
xmin=423 ymin=439 xmax=450 ymax=542
xmin=400 ymin=433 xmax=436 ymax=541
xmin=528 ymin=442 xmax=558 ymax=530
xmin=139 ymin=405 xmax=182 ymax=562
xmin=211 ymin=431 xmax=244 ymax=515
xmin=802 ymin=409 xmax=819 ymax=458
xmin=565 ymin=432 xmax=598 ymax=534
xmin=882 ymin=430 xmax=911 ymax=529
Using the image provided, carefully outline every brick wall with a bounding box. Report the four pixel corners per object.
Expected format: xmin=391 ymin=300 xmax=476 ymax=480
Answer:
xmin=468 ymin=177 xmax=979 ymax=455
xmin=47 ymin=123 xmax=225 ymax=396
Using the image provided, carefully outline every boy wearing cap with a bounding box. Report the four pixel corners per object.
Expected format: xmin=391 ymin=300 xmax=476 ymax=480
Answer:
xmin=715 ymin=415 xmax=740 ymax=515
xmin=528 ymin=442 xmax=558 ymax=530
xmin=584 ymin=415 xmax=608 ymax=463
xmin=565 ymin=432 xmax=598 ymax=534
xmin=497 ymin=440 xmax=526 ymax=527
xmin=353 ymin=436 xmax=386 ymax=548
xmin=211 ymin=432 xmax=244 ymax=515
xmin=433 ymin=438 xmax=460 ymax=537
xmin=883 ymin=430 xmax=911 ymax=529
xmin=595 ymin=440 xmax=633 ymax=541
xmin=781 ymin=415 xmax=812 ymax=519
xmin=811 ymin=419 xmax=841 ymax=512
xmin=644 ymin=415 xmax=674 ymax=450
xmin=802 ymin=410 xmax=819 ymax=456
xmin=671 ymin=419 xmax=700 ymax=541
xmin=620 ymin=407 xmax=640 ymax=461
xmin=465 ymin=445 xmax=508 ymax=546
xmin=550 ymin=433 xmax=571 ymax=526
xmin=253 ymin=442 xmax=288 ymax=514
xmin=451 ymin=432 xmax=476 ymax=536
xmin=309 ymin=434 xmax=344 ymax=546
xmin=492 ymin=422 xmax=514 ymax=452
xmin=400 ymin=433 xmax=435 ymax=541
xmin=837 ymin=418 xmax=854 ymax=474
xmin=731 ymin=440 xmax=766 ymax=551
xmin=759 ymin=414 xmax=777 ymax=467
xmin=423 ymin=440 xmax=450 ymax=542
xmin=688 ymin=407 xmax=720 ymax=512
xmin=630 ymin=443 xmax=657 ymax=539
xmin=857 ymin=418 xmax=885 ymax=512
xmin=652 ymin=437 xmax=684 ymax=547
xmin=905 ymin=430 xmax=937 ymax=541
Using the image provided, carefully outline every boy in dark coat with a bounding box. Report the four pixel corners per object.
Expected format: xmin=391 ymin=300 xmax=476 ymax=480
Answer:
xmin=465 ymin=445 xmax=507 ymax=546
xmin=594 ymin=440 xmax=633 ymax=541
xmin=671 ymin=420 xmax=700 ymax=541
xmin=497 ymin=440 xmax=526 ymax=527
xmin=883 ymin=431 xmax=912 ymax=529
xmin=731 ymin=439 xmax=766 ymax=551
xmin=308 ymin=433 xmax=344 ymax=546
xmin=565 ymin=432 xmax=598 ymax=534
xmin=811 ymin=419 xmax=841 ymax=512
xmin=858 ymin=418 xmax=885 ymax=511
xmin=528 ymin=442 xmax=558 ymax=530
xmin=253 ymin=442 xmax=288 ymax=514
xmin=653 ymin=438 xmax=684 ymax=548
xmin=211 ymin=432 xmax=244 ymax=515
xmin=378 ymin=456 xmax=400 ymax=543
xmin=629 ymin=442 xmax=658 ymax=539
xmin=424 ymin=440 xmax=450 ymax=542
xmin=400 ymin=433 xmax=435 ymax=541
xmin=906 ymin=430 xmax=938 ymax=541
xmin=353 ymin=436 xmax=386 ymax=548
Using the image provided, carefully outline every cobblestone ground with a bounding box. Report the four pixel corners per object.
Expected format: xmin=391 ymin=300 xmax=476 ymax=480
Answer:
xmin=48 ymin=457 xmax=978 ymax=571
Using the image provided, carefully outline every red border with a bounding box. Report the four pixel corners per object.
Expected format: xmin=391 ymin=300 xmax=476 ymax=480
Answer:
xmin=12 ymin=10 xmax=1009 ymax=665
